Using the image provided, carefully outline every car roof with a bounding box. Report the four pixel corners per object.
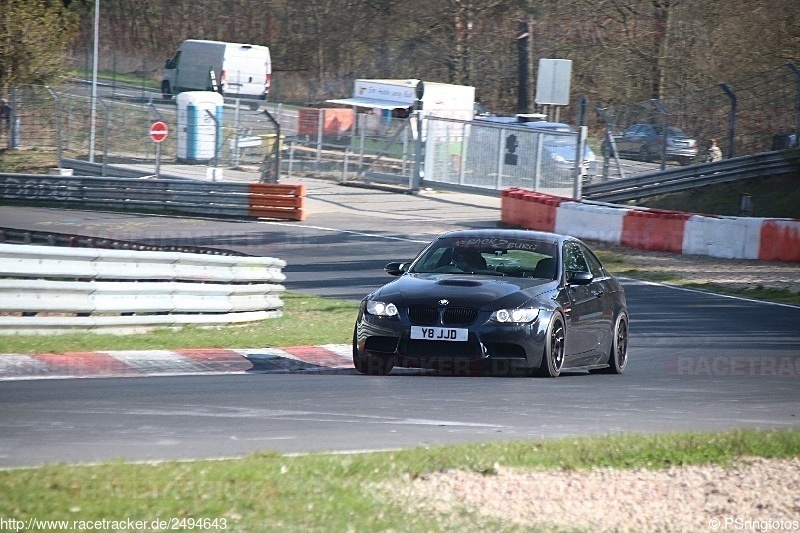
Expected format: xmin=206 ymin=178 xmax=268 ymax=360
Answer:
xmin=436 ymin=228 xmax=566 ymax=244
xmin=474 ymin=117 xmax=575 ymax=132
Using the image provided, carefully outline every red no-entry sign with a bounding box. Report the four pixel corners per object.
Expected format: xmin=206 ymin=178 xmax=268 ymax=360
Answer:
xmin=149 ymin=121 xmax=168 ymax=143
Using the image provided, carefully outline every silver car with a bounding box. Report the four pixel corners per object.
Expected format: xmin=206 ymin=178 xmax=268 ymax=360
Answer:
xmin=608 ymin=124 xmax=698 ymax=165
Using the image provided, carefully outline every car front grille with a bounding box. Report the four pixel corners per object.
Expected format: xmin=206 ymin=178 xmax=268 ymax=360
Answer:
xmin=442 ymin=307 xmax=479 ymax=326
xmin=408 ymin=306 xmax=439 ymax=325
xmin=407 ymin=306 xmax=479 ymax=326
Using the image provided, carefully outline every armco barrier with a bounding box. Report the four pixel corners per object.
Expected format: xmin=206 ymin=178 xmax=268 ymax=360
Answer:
xmin=502 ymin=188 xmax=800 ymax=263
xmin=0 ymin=243 xmax=287 ymax=334
xmin=0 ymin=174 xmax=306 ymax=221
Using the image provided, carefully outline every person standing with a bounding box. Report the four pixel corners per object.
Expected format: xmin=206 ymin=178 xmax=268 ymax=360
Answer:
xmin=706 ymin=138 xmax=722 ymax=162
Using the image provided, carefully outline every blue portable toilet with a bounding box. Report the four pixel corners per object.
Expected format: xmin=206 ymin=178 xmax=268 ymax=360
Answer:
xmin=176 ymin=91 xmax=223 ymax=163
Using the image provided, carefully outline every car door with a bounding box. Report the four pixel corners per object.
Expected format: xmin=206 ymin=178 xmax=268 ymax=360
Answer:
xmin=562 ymin=241 xmax=605 ymax=365
xmin=617 ymin=126 xmax=640 ymax=156
xmin=580 ymin=243 xmax=615 ymax=356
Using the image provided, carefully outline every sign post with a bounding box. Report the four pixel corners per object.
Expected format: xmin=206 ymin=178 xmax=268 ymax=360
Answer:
xmin=149 ymin=121 xmax=168 ymax=177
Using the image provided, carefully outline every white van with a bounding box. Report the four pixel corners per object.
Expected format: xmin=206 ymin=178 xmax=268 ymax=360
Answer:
xmin=162 ymin=40 xmax=271 ymax=101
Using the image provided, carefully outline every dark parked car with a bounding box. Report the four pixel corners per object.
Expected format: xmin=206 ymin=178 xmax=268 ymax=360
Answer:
xmin=605 ymin=124 xmax=697 ymax=165
xmin=353 ymin=229 xmax=629 ymax=377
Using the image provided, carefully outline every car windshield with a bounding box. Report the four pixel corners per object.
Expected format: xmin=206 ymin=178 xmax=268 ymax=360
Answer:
xmin=409 ymin=237 xmax=559 ymax=279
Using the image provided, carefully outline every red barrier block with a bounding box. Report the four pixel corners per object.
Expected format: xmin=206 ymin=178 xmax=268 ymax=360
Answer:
xmin=621 ymin=209 xmax=691 ymax=253
xmin=501 ymin=188 xmax=570 ymax=232
xmin=759 ymin=220 xmax=800 ymax=262
xmin=249 ymin=183 xmax=306 ymax=221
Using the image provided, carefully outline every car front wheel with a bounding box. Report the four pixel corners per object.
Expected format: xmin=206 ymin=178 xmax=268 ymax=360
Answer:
xmin=537 ymin=315 xmax=565 ymax=377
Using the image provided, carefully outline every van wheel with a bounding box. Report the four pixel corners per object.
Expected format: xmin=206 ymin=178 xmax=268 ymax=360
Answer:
xmin=161 ymin=81 xmax=172 ymax=100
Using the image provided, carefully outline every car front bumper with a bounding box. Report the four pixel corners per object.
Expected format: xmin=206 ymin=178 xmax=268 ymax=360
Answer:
xmin=354 ymin=309 xmax=551 ymax=375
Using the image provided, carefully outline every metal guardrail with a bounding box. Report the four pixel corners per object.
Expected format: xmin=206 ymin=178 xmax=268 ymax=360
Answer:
xmin=583 ymin=150 xmax=800 ymax=202
xmin=0 ymin=168 xmax=307 ymax=220
xmin=61 ymin=158 xmax=194 ymax=180
xmin=0 ymin=243 xmax=286 ymax=334
xmin=0 ymin=227 xmax=247 ymax=256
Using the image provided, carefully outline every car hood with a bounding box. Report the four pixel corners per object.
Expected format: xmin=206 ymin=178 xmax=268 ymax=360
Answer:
xmin=372 ymin=273 xmax=556 ymax=309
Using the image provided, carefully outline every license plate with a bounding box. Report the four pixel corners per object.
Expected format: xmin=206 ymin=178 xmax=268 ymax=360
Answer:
xmin=410 ymin=326 xmax=468 ymax=342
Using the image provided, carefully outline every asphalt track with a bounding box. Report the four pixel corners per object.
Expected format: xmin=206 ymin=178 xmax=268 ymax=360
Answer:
xmin=1 ymin=177 xmax=799 ymax=467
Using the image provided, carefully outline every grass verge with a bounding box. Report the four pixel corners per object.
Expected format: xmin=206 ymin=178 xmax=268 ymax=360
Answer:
xmin=0 ymin=429 xmax=797 ymax=531
xmin=0 ymin=293 xmax=358 ymax=355
xmin=594 ymin=248 xmax=800 ymax=306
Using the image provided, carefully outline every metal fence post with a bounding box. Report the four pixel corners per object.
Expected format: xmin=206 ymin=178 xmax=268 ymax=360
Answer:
xmin=204 ymin=109 xmax=220 ymax=176
xmin=595 ymin=106 xmax=625 ymax=181
xmin=651 ymin=99 xmax=668 ymax=170
xmin=44 ymin=86 xmax=62 ymax=164
xmin=315 ymin=108 xmax=323 ymax=176
xmin=496 ymin=128 xmax=507 ymax=190
xmin=785 ymin=63 xmax=800 ymax=148
xmin=66 ymin=90 xmax=73 ymax=152
xmin=719 ymin=83 xmax=737 ymax=158
xmin=99 ymin=98 xmax=110 ymax=176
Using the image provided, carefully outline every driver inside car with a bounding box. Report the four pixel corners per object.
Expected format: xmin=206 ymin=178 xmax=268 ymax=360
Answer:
xmin=451 ymin=249 xmax=487 ymax=272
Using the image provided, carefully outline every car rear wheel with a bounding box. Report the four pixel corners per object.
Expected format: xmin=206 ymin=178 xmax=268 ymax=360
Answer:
xmin=537 ymin=315 xmax=565 ymax=377
xmin=593 ymin=313 xmax=628 ymax=374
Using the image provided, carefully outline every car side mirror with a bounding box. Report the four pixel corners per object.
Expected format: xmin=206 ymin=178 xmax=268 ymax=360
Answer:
xmin=384 ymin=262 xmax=407 ymax=276
xmin=568 ymin=271 xmax=594 ymax=285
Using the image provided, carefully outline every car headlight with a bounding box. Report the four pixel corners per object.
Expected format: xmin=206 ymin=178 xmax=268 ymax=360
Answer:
xmin=491 ymin=308 xmax=539 ymax=324
xmin=366 ymin=300 xmax=399 ymax=317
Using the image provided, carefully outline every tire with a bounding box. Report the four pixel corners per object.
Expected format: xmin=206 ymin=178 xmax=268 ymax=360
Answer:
xmin=352 ymin=328 xmax=393 ymax=375
xmin=537 ymin=315 xmax=565 ymax=377
xmin=595 ymin=313 xmax=629 ymax=374
xmin=161 ymin=81 xmax=172 ymax=100
xmin=638 ymin=146 xmax=652 ymax=162
xmin=677 ymin=156 xmax=693 ymax=166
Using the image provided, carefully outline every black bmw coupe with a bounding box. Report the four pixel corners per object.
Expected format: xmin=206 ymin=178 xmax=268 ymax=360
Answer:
xmin=353 ymin=229 xmax=628 ymax=377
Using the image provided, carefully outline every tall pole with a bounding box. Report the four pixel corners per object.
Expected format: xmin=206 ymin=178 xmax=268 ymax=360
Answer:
xmin=88 ymin=0 xmax=99 ymax=162
xmin=719 ymin=83 xmax=737 ymax=158
xmin=516 ymin=19 xmax=530 ymax=114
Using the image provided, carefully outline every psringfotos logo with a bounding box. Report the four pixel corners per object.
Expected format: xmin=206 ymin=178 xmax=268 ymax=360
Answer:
xmin=666 ymin=355 xmax=800 ymax=377
xmin=710 ymin=517 xmax=800 ymax=530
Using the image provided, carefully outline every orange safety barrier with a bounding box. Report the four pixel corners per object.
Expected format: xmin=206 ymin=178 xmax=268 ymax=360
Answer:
xmin=758 ymin=220 xmax=800 ymax=262
xmin=501 ymin=188 xmax=569 ymax=232
xmin=621 ymin=209 xmax=692 ymax=253
xmin=248 ymin=183 xmax=307 ymax=221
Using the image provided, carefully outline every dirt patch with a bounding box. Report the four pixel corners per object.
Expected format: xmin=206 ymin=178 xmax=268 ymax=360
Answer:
xmin=386 ymin=457 xmax=800 ymax=532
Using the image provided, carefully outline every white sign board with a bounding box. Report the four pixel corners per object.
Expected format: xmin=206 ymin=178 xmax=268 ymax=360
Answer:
xmin=535 ymin=59 xmax=572 ymax=106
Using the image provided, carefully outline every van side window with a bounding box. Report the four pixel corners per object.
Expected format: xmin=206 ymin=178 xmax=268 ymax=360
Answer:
xmin=166 ymin=51 xmax=181 ymax=70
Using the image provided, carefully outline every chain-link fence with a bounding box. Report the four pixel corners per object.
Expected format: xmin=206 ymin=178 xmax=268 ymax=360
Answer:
xmin=597 ymin=64 xmax=800 ymax=179
xmin=0 ymin=84 xmax=590 ymax=197
xmin=0 ymin=84 xmax=285 ymax=180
